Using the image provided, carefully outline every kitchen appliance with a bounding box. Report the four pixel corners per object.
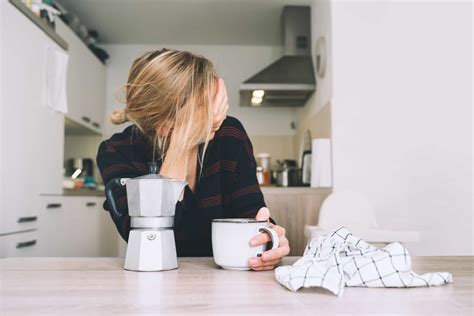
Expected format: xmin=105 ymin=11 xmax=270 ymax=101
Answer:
xmin=301 ymin=130 xmax=312 ymax=186
xmin=240 ymin=6 xmax=315 ymax=107
xmin=276 ymin=167 xmax=301 ymax=187
xmin=105 ymin=163 xmax=187 ymax=271
xmin=275 ymin=160 xmax=301 ymax=187
xmin=65 ymin=158 xmax=94 ymax=178
xmin=301 ymin=150 xmax=312 ymax=186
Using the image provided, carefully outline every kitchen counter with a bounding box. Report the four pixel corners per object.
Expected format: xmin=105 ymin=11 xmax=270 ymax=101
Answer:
xmin=1 ymin=256 xmax=472 ymax=315
xmin=61 ymin=188 xmax=105 ymax=197
xmin=55 ymin=187 xmax=329 ymax=197
xmin=56 ymin=186 xmax=329 ymax=197
xmin=40 ymin=189 xmax=106 ymax=197
xmin=261 ymin=186 xmax=331 ymax=194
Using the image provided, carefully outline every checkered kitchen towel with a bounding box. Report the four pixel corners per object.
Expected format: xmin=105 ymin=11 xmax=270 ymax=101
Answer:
xmin=275 ymin=227 xmax=452 ymax=296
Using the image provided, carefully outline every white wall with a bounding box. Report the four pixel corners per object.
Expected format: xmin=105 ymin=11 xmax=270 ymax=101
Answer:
xmin=294 ymin=0 xmax=333 ymax=162
xmin=102 ymin=44 xmax=298 ymax=139
xmin=0 ymin=0 xmax=4 ymax=227
xmin=298 ymin=0 xmax=332 ymax=124
xmin=330 ymin=1 xmax=472 ymax=255
xmin=472 ymin=2 xmax=474 ymax=244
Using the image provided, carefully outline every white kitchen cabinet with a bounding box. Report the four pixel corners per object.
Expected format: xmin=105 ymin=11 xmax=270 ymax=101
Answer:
xmin=0 ymin=230 xmax=38 ymax=258
xmin=1 ymin=2 xmax=64 ymax=236
xmin=1 ymin=199 xmax=39 ymax=236
xmin=36 ymin=196 xmax=118 ymax=257
xmin=55 ymin=19 xmax=106 ymax=134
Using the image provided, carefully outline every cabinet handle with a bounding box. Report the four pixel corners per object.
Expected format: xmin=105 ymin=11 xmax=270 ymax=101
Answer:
xmin=82 ymin=116 xmax=91 ymax=123
xmin=92 ymin=122 xmax=100 ymax=129
xmin=46 ymin=203 xmax=62 ymax=209
xmin=16 ymin=239 xmax=37 ymax=249
xmin=17 ymin=216 xmax=38 ymax=223
xmin=86 ymin=202 xmax=96 ymax=207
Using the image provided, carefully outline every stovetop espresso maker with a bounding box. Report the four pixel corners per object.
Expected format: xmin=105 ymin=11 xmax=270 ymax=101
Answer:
xmin=105 ymin=163 xmax=187 ymax=271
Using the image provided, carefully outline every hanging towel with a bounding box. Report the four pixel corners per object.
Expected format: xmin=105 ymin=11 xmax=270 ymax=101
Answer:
xmin=275 ymin=227 xmax=452 ymax=296
xmin=46 ymin=46 xmax=69 ymax=114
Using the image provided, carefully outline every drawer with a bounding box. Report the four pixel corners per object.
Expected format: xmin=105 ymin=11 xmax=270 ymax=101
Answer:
xmin=1 ymin=197 xmax=40 ymax=235
xmin=0 ymin=213 xmax=38 ymax=235
xmin=1 ymin=196 xmax=67 ymax=235
xmin=36 ymin=196 xmax=110 ymax=257
xmin=0 ymin=230 xmax=38 ymax=258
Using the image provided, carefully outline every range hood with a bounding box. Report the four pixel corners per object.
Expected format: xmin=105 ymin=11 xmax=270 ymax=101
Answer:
xmin=240 ymin=6 xmax=315 ymax=107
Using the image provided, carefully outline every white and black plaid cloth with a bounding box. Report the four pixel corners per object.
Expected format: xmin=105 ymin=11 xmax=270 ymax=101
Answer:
xmin=275 ymin=227 xmax=453 ymax=296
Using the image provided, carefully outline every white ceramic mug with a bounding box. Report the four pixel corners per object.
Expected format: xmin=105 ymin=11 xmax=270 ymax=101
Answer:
xmin=211 ymin=218 xmax=280 ymax=270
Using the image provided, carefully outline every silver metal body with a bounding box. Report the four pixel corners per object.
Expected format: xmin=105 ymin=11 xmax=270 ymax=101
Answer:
xmin=122 ymin=175 xmax=187 ymax=272
xmin=276 ymin=167 xmax=301 ymax=187
xmin=301 ymin=151 xmax=312 ymax=185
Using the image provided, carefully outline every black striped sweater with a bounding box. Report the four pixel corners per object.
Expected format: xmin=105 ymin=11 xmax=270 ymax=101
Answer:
xmin=96 ymin=116 xmax=267 ymax=256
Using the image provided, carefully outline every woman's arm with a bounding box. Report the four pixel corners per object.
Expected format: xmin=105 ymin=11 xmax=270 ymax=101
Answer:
xmin=96 ymin=141 xmax=143 ymax=241
xmin=227 ymin=123 xmax=290 ymax=271
xmin=230 ymin=134 xmax=267 ymax=218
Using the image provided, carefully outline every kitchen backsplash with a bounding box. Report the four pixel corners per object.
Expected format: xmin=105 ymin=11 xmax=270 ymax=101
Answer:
xmin=250 ymin=135 xmax=297 ymax=164
xmin=64 ymin=133 xmax=300 ymax=184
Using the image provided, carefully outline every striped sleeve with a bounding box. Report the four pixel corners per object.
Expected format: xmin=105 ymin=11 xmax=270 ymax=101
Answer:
xmin=230 ymin=131 xmax=266 ymax=218
xmin=96 ymin=141 xmax=142 ymax=241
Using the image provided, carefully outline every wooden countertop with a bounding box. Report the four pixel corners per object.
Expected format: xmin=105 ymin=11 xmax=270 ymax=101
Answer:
xmin=261 ymin=186 xmax=331 ymax=195
xmin=1 ymin=256 xmax=472 ymax=315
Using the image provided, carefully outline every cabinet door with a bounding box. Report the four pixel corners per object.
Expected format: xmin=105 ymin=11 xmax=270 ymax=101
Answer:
xmin=1 ymin=196 xmax=39 ymax=235
xmin=262 ymin=188 xmax=331 ymax=256
xmin=87 ymin=58 xmax=106 ymax=133
xmin=35 ymin=196 xmax=69 ymax=256
xmin=95 ymin=196 xmax=119 ymax=257
xmin=36 ymin=196 xmax=118 ymax=257
xmin=1 ymin=3 xmax=64 ymax=234
xmin=55 ymin=20 xmax=106 ymax=134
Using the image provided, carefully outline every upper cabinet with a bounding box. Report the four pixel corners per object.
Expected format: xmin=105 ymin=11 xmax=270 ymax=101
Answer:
xmin=1 ymin=1 xmax=65 ymax=234
xmin=55 ymin=19 xmax=106 ymax=134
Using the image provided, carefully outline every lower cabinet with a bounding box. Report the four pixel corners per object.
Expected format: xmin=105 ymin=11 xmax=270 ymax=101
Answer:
xmin=36 ymin=196 xmax=118 ymax=257
xmin=261 ymin=187 xmax=332 ymax=256
xmin=0 ymin=230 xmax=38 ymax=258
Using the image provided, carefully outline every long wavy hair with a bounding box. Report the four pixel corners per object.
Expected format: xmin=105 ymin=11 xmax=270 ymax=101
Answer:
xmin=110 ymin=48 xmax=218 ymax=170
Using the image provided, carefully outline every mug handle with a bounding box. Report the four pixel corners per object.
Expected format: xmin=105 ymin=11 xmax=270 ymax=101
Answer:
xmin=257 ymin=226 xmax=280 ymax=251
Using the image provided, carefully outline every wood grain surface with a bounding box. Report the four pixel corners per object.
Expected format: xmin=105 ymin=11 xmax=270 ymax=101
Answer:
xmin=262 ymin=187 xmax=331 ymax=255
xmin=1 ymin=256 xmax=472 ymax=315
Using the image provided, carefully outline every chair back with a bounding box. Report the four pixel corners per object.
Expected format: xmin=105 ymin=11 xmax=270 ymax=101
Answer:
xmin=318 ymin=191 xmax=378 ymax=231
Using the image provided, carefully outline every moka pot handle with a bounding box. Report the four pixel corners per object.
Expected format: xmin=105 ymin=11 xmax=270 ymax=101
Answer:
xmin=105 ymin=178 xmax=128 ymax=217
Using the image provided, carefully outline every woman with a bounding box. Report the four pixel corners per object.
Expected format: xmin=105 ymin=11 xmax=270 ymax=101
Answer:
xmin=97 ymin=48 xmax=289 ymax=271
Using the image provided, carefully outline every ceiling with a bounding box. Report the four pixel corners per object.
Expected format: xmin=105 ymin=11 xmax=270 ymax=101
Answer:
xmin=58 ymin=0 xmax=311 ymax=45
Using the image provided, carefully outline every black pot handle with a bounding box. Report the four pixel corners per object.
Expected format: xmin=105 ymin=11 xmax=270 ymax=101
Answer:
xmin=105 ymin=178 xmax=128 ymax=217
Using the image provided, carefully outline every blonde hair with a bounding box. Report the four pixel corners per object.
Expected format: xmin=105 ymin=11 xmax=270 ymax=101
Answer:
xmin=111 ymin=49 xmax=218 ymax=170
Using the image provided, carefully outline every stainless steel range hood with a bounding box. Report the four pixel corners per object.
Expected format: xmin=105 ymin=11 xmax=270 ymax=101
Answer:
xmin=240 ymin=6 xmax=315 ymax=107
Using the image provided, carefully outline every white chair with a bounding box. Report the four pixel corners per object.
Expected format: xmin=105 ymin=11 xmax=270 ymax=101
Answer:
xmin=305 ymin=191 xmax=419 ymax=248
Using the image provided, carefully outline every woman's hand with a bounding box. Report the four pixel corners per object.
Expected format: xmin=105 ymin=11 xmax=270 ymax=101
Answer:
xmin=159 ymin=79 xmax=228 ymax=179
xmin=248 ymin=207 xmax=290 ymax=271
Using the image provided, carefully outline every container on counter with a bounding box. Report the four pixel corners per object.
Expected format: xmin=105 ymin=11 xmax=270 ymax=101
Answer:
xmin=256 ymin=153 xmax=271 ymax=186
xmin=274 ymin=159 xmax=302 ymax=187
xmin=256 ymin=166 xmax=264 ymax=185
